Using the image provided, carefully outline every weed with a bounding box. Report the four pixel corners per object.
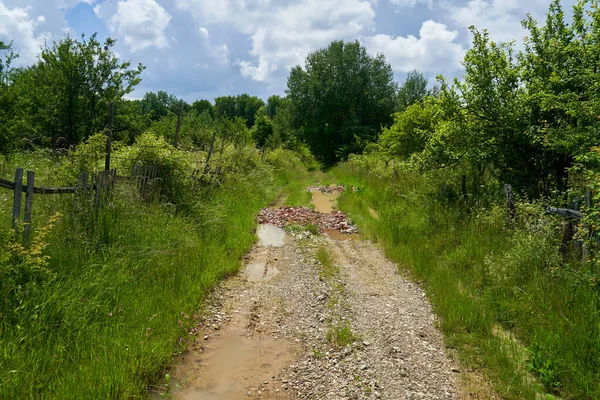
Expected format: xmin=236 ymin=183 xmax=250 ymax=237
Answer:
xmin=317 ymin=246 xmax=338 ymax=279
xmin=526 ymin=344 xmax=561 ymax=393
xmin=312 ymin=348 xmax=325 ymax=359
xmin=306 ymin=223 xmax=320 ymax=235
xmin=326 ymin=322 xmax=356 ymax=347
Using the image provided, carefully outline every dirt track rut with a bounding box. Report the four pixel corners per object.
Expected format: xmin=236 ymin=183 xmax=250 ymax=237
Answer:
xmin=166 ymin=187 xmax=460 ymax=399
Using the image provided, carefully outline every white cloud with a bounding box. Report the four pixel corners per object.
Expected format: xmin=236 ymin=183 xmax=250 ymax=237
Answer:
xmin=448 ymin=0 xmax=577 ymax=45
xmin=0 ymin=3 xmax=51 ymax=63
xmin=365 ymin=20 xmax=465 ymax=74
xmin=198 ymin=27 xmax=208 ymax=39
xmin=95 ymin=0 xmax=171 ymax=52
xmin=176 ymin=0 xmax=376 ymax=84
xmin=388 ymin=0 xmax=433 ymax=8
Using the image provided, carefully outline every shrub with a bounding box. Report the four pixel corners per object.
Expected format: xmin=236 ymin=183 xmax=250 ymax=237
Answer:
xmin=115 ymin=133 xmax=192 ymax=206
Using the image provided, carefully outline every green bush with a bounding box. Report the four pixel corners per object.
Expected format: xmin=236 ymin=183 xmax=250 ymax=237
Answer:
xmin=114 ymin=132 xmax=192 ymax=206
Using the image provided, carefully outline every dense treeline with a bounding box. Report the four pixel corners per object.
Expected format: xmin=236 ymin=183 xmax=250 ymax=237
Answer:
xmin=0 ymin=35 xmax=297 ymax=154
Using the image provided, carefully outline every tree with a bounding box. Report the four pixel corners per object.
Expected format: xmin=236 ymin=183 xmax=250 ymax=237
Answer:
xmin=213 ymin=95 xmax=237 ymax=120
xmin=214 ymin=94 xmax=264 ymax=128
xmin=138 ymin=91 xmax=186 ymax=122
xmin=252 ymin=107 xmax=275 ymax=149
xmin=396 ymin=70 xmax=429 ymax=111
xmin=17 ymin=34 xmax=144 ymax=147
xmin=286 ymin=40 xmax=397 ymax=165
xmin=192 ymin=99 xmax=212 ymax=116
xmin=0 ymin=41 xmax=18 ymax=152
xmin=379 ymin=98 xmax=441 ymax=160
xmin=235 ymin=94 xmax=264 ymax=128
xmin=266 ymin=95 xmax=284 ymax=118
xmin=519 ymin=0 xmax=600 ymax=191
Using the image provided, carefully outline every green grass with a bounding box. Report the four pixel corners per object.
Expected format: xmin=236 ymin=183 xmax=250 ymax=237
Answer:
xmin=0 ymin=148 xmax=310 ymax=399
xmin=329 ymin=163 xmax=600 ymax=399
xmin=316 ymin=245 xmax=338 ymax=279
xmin=326 ymin=322 xmax=356 ymax=348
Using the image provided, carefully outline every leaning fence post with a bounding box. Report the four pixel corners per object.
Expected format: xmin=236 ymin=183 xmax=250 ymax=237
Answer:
xmin=12 ymin=168 xmax=23 ymax=237
xmin=174 ymin=100 xmax=183 ymax=148
xmin=105 ymin=101 xmax=114 ymax=171
xmin=23 ymin=170 xmax=35 ymax=243
xmin=204 ymin=131 xmax=217 ymax=175
xmin=571 ymin=198 xmax=582 ymax=256
xmin=504 ymin=184 xmax=515 ymax=228
xmin=583 ymin=190 xmax=593 ymax=264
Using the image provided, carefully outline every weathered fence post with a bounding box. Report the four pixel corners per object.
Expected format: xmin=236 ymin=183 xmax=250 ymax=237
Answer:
xmin=504 ymin=184 xmax=515 ymax=228
xmin=23 ymin=170 xmax=35 ymax=242
xmin=571 ymin=198 xmax=582 ymax=256
xmin=204 ymin=131 xmax=217 ymax=174
xmin=174 ymin=100 xmax=183 ymax=148
xmin=583 ymin=190 xmax=593 ymax=264
xmin=105 ymin=101 xmax=114 ymax=171
xmin=12 ymin=168 xmax=23 ymax=237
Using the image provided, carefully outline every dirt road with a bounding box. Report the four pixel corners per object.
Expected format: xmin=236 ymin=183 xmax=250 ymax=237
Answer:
xmin=165 ymin=187 xmax=460 ymax=399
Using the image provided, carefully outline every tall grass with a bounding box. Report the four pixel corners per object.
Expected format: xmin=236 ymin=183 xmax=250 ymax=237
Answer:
xmin=330 ymin=162 xmax=600 ymax=399
xmin=0 ymin=147 xmax=311 ymax=398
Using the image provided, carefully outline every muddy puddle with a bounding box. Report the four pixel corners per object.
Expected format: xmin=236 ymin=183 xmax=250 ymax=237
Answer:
xmin=257 ymin=224 xmax=286 ymax=247
xmin=324 ymin=228 xmax=360 ymax=241
xmin=243 ymin=261 xmax=279 ymax=282
xmin=171 ymin=327 xmax=299 ymax=400
xmin=311 ymin=190 xmax=339 ymax=214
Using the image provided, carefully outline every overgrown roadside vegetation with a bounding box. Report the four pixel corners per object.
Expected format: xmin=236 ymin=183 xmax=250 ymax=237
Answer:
xmin=330 ymin=161 xmax=600 ymax=399
xmin=0 ymin=142 xmax=316 ymax=398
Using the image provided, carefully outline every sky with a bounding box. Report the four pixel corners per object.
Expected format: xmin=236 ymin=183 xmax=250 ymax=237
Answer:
xmin=0 ymin=0 xmax=577 ymax=103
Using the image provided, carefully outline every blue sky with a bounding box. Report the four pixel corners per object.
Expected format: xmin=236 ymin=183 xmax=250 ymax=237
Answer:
xmin=0 ymin=0 xmax=576 ymax=103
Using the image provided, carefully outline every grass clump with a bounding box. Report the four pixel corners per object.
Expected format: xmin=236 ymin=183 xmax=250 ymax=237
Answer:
xmin=326 ymin=322 xmax=356 ymax=348
xmin=316 ymin=245 xmax=338 ymax=279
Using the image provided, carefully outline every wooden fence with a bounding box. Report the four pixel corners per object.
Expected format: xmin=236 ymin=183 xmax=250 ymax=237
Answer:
xmin=1 ymin=167 xmax=117 ymax=241
xmin=505 ymin=184 xmax=593 ymax=263
xmin=131 ymin=165 xmax=162 ymax=198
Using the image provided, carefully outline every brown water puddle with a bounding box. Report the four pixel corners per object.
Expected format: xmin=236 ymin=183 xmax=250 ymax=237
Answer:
xmin=243 ymin=261 xmax=280 ymax=282
xmin=324 ymin=229 xmax=360 ymax=241
xmin=311 ymin=190 xmax=339 ymax=214
xmin=171 ymin=327 xmax=299 ymax=400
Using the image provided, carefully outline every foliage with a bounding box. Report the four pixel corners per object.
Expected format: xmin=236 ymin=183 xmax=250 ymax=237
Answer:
xmin=378 ymin=98 xmax=441 ymax=160
xmin=115 ymin=133 xmax=192 ymax=206
xmin=286 ymin=40 xmax=397 ymax=165
xmin=396 ymin=70 xmax=430 ymax=111
xmin=20 ymin=34 xmax=144 ymax=147
xmin=137 ymin=90 xmax=189 ymax=122
xmin=0 ymin=41 xmax=18 ymax=152
xmin=214 ymin=94 xmax=264 ymax=128
xmin=0 ymin=213 xmax=61 ymax=323
xmin=60 ymin=133 xmax=109 ymax=181
xmin=191 ymin=99 xmax=212 ymax=116
xmin=252 ymin=107 xmax=275 ymax=149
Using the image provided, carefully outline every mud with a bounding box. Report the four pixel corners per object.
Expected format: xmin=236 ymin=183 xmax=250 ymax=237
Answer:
xmin=311 ymin=190 xmax=338 ymax=213
xmin=173 ymin=327 xmax=298 ymax=400
xmin=324 ymin=228 xmax=360 ymax=241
